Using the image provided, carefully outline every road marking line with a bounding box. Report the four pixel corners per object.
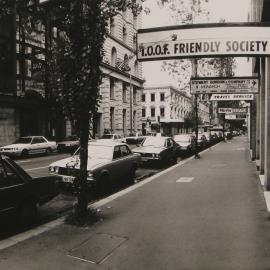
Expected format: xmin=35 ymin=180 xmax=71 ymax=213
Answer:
xmin=25 ymin=166 xmax=49 ymax=171
xmin=264 ymin=192 xmax=270 ymax=212
xmin=0 ymin=142 xmax=222 ymax=251
xmin=176 ymin=177 xmax=194 ymax=183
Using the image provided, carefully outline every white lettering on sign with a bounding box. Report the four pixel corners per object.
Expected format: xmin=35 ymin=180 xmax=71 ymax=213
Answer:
xmin=190 ymin=77 xmax=258 ymax=94
xmin=210 ymin=94 xmax=254 ymax=101
xmin=137 ymin=24 xmax=270 ymax=61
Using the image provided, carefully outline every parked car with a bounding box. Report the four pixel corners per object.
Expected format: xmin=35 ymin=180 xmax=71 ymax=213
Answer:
xmin=173 ymin=134 xmax=196 ymax=153
xmin=57 ymin=135 xmax=80 ymax=153
xmin=132 ymin=136 xmax=180 ymax=166
xmin=99 ymin=134 xmax=124 ymax=143
xmin=124 ymin=133 xmax=146 ymax=145
xmin=0 ymin=154 xmax=60 ymax=225
xmin=0 ymin=136 xmax=57 ymax=157
xmin=197 ymin=133 xmax=208 ymax=149
xmin=49 ymin=141 xmax=141 ymax=191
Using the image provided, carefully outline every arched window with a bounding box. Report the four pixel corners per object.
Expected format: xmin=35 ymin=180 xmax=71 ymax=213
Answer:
xmin=111 ymin=47 xmax=117 ymax=67
xmin=123 ymin=26 xmax=127 ymax=43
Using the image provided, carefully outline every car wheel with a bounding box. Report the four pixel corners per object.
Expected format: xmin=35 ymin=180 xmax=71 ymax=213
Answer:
xmin=21 ymin=149 xmax=29 ymax=158
xmin=171 ymin=154 xmax=177 ymax=165
xmin=19 ymin=201 xmax=37 ymax=227
xmin=98 ymin=173 xmax=110 ymax=195
xmin=128 ymin=165 xmax=137 ymax=184
xmin=45 ymin=148 xmax=52 ymax=155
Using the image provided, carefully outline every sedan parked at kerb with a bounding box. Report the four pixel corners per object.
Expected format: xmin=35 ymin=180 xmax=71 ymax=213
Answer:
xmin=132 ymin=136 xmax=180 ymax=166
xmin=0 ymin=155 xmax=60 ymax=225
xmin=173 ymin=134 xmax=195 ymax=153
xmin=57 ymin=135 xmax=80 ymax=153
xmin=49 ymin=141 xmax=141 ymax=191
xmin=0 ymin=136 xmax=57 ymax=157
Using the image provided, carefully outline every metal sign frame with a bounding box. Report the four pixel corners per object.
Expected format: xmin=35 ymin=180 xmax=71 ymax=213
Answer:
xmin=137 ymin=22 xmax=270 ymax=61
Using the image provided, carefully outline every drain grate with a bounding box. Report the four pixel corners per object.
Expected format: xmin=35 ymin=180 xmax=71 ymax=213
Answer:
xmin=68 ymin=233 xmax=127 ymax=264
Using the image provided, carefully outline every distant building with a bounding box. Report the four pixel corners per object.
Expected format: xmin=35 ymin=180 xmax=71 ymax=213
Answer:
xmin=141 ymin=85 xmax=192 ymax=136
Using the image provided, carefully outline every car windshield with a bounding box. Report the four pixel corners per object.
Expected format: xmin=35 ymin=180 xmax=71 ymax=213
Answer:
xmin=14 ymin=137 xmax=32 ymax=144
xmin=174 ymin=136 xmax=190 ymax=143
xmin=74 ymin=144 xmax=113 ymax=159
xmin=65 ymin=135 xmax=78 ymax=141
xmin=142 ymin=137 xmax=165 ymax=147
xmin=100 ymin=134 xmax=114 ymax=139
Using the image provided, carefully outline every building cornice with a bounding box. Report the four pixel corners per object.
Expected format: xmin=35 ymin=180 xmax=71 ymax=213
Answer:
xmin=107 ymin=33 xmax=136 ymax=53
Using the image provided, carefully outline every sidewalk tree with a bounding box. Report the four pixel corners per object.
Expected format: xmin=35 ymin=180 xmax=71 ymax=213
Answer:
xmin=0 ymin=0 xmax=146 ymax=218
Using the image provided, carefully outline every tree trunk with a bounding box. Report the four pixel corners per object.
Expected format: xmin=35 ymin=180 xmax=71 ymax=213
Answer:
xmin=77 ymin=111 xmax=90 ymax=216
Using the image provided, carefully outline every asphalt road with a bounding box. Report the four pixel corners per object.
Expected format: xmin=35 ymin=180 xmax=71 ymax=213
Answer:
xmin=0 ymin=151 xmax=164 ymax=240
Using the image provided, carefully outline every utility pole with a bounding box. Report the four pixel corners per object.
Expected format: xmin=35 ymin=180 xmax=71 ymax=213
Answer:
xmin=193 ymin=59 xmax=200 ymax=159
xmin=129 ymin=72 xmax=133 ymax=135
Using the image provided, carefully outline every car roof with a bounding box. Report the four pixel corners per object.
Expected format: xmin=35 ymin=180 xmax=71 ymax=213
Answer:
xmin=89 ymin=140 xmax=126 ymax=147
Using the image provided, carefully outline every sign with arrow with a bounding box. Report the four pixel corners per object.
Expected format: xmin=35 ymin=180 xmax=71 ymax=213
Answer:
xmin=190 ymin=77 xmax=259 ymax=94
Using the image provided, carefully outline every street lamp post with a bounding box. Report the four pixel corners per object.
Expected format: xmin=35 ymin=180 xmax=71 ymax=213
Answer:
xmin=129 ymin=72 xmax=133 ymax=135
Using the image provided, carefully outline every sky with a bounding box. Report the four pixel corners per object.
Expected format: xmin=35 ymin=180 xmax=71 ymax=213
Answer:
xmin=142 ymin=0 xmax=252 ymax=87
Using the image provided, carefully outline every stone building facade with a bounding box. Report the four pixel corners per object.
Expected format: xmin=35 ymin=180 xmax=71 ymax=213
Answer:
xmin=141 ymin=85 xmax=192 ymax=136
xmin=96 ymin=9 xmax=144 ymax=137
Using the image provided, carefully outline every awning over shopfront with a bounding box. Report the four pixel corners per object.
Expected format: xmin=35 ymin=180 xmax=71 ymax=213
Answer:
xmin=160 ymin=118 xmax=184 ymax=123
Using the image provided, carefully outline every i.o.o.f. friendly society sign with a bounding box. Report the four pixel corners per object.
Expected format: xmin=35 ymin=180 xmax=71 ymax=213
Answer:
xmin=137 ymin=23 xmax=270 ymax=61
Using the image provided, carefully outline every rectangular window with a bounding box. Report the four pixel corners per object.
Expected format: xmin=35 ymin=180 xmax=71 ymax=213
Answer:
xmin=110 ymin=78 xmax=115 ymax=99
xmin=151 ymin=108 xmax=155 ymax=117
xmin=133 ymin=89 xmax=136 ymax=104
xmin=160 ymin=107 xmax=165 ymax=117
xmin=142 ymin=108 xmax=146 ymax=117
xmin=160 ymin=93 xmax=165 ymax=101
xmin=110 ymin=107 xmax=114 ymax=131
xmin=141 ymin=94 xmax=145 ymax=102
xmin=151 ymin=93 xmax=155 ymax=102
xmin=122 ymin=83 xmax=127 ymax=102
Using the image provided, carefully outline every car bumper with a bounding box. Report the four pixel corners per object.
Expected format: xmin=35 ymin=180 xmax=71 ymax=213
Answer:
xmin=0 ymin=150 xmax=22 ymax=156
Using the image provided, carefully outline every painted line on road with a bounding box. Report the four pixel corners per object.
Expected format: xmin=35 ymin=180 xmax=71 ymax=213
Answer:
xmin=0 ymin=142 xmax=221 ymax=251
xmin=176 ymin=177 xmax=194 ymax=183
xmin=25 ymin=166 xmax=49 ymax=172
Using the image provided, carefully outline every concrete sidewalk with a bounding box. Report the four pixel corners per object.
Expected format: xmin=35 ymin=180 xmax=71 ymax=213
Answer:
xmin=1 ymin=137 xmax=270 ymax=270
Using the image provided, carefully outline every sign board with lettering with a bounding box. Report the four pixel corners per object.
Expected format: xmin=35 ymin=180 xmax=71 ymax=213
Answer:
xmin=137 ymin=23 xmax=270 ymax=61
xmin=190 ymin=77 xmax=258 ymax=94
xmin=225 ymin=114 xmax=247 ymax=120
xmin=210 ymin=94 xmax=254 ymax=101
xmin=218 ymin=108 xmax=248 ymax=114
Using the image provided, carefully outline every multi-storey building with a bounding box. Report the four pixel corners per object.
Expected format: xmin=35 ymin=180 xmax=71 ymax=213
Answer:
xmin=96 ymin=8 xmax=144 ymax=137
xmin=141 ymin=85 xmax=192 ymax=136
xmin=0 ymin=5 xmax=143 ymax=146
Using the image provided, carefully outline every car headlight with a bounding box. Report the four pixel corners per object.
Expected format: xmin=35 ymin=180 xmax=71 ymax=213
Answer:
xmin=87 ymin=171 xmax=94 ymax=181
xmin=49 ymin=166 xmax=59 ymax=173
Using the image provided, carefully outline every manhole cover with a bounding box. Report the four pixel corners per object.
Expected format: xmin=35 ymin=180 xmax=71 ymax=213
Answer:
xmin=69 ymin=233 xmax=127 ymax=264
xmin=176 ymin=177 xmax=194 ymax=183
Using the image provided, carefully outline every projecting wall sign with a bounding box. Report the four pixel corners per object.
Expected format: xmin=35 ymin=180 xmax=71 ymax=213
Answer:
xmin=210 ymin=94 xmax=254 ymax=101
xmin=218 ymin=108 xmax=248 ymax=114
xmin=190 ymin=77 xmax=258 ymax=94
xmin=137 ymin=23 xmax=270 ymax=61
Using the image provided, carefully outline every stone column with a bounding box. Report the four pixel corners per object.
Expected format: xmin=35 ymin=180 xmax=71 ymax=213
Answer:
xmin=260 ymin=58 xmax=265 ymax=174
xmin=264 ymin=58 xmax=270 ymax=190
xmin=250 ymin=98 xmax=257 ymax=161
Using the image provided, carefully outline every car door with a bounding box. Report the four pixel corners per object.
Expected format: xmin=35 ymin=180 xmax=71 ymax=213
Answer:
xmin=109 ymin=146 xmax=125 ymax=181
xmin=0 ymin=159 xmax=27 ymax=218
xmin=119 ymin=145 xmax=133 ymax=176
xmin=30 ymin=137 xmax=42 ymax=154
xmin=165 ymin=139 xmax=175 ymax=159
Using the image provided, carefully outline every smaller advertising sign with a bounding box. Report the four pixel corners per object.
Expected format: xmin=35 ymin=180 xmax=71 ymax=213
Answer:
xmin=225 ymin=114 xmax=236 ymax=120
xmin=218 ymin=107 xmax=248 ymax=114
xmin=210 ymin=94 xmax=254 ymax=101
xmin=218 ymin=108 xmax=233 ymax=114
